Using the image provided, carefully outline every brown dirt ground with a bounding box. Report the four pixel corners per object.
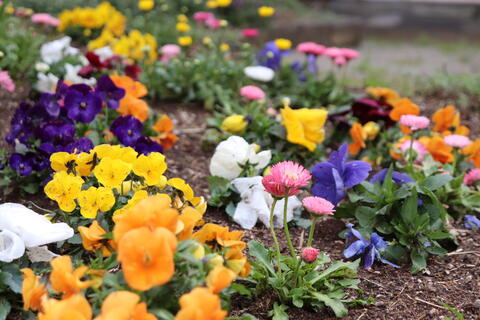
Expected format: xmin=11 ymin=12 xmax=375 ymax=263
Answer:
xmin=1 ymin=92 xmax=480 ymax=320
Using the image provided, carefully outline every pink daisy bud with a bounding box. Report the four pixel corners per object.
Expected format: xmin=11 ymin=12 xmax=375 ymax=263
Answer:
xmin=242 ymin=28 xmax=259 ymax=38
xmin=302 ymin=196 xmax=335 ymax=215
xmin=399 ymin=115 xmax=430 ymax=130
xmin=0 ymin=70 xmax=15 ymax=93
xmin=302 ymin=247 xmax=319 ymax=263
xmin=31 ymin=13 xmax=60 ymax=27
xmin=296 ymin=42 xmax=325 ymax=55
xmin=399 ymin=139 xmax=428 ymax=162
xmin=464 ymin=168 xmax=480 ymax=185
xmin=240 ymin=85 xmax=265 ymax=101
xmin=160 ymin=44 xmax=181 ymax=62
xmin=262 ymin=161 xmax=311 ymax=197
xmin=444 ymin=134 xmax=471 ymax=148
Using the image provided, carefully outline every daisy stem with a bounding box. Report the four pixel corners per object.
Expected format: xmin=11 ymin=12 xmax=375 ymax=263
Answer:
xmin=283 ymin=195 xmax=297 ymax=264
xmin=307 ymin=216 xmax=318 ymax=248
xmin=269 ymin=198 xmax=282 ymax=275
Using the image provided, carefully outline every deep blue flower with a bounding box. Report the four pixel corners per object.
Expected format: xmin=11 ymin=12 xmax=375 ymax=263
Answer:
xmin=38 ymin=92 xmax=61 ymax=117
xmin=464 ymin=215 xmax=480 ymax=229
xmin=343 ymin=224 xmax=398 ymax=269
xmin=66 ymin=137 xmax=94 ymax=154
xmin=95 ymin=75 xmax=126 ymax=110
xmin=311 ymin=143 xmax=371 ymax=205
xmin=39 ymin=119 xmax=76 ymax=144
xmin=9 ymin=153 xmax=33 ymax=176
xmin=28 ymin=152 xmax=49 ymax=171
xmin=110 ymin=115 xmax=143 ymax=147
xmin=370 ymin=168 xmax=414 ymax=185
xmin=64 ymin=84 xmax=103 ymax=123
xmin=257 ymin=41 xmax=285 ymax=70
xmin=291 ymin=61 xmax=306 ymax=82
xmin=6 ymin=124 xmax=31 ymax=146
xmin=134 ymin=136 xmax=164 ymax=155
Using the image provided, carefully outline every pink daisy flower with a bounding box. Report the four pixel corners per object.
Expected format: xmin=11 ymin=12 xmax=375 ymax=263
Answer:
xmin=302 ymin=196 xmax=335 ymax=215
xmin=444 ymin=134 xmax=471 ymax=148
xmin=301 ymin=247 xmax=319 ymax=263
xmin=297 ymin=42 xmax=325 ymax=55
xmin=0 ymin=70 xmax=15 ymax=93
xmin=160 ymin=44 xmax=181 ymax=62
xmin=240 ymin=85 xmax=265 ymax=101
xmin=341 ymin=48 xmax=359 ymax=60
xmin=399 ymin=139 xmax=428 ymax=162
xmin=323 ymin=47 xmax=343 ymax=58
xmin=399 ymin=115 xmax=430 ymax=130
xmin=242 ymin=28 xmax=259 ymax=38
xmin=31 ymin=13 xmax=60 ymax=27
xmin=193 ymin=11 xmax=214 ymax=24
xmin=334 ymin=56 xmax=347 ymax=66
xmin=464 ymin=168 xmax=480 ymax=185
xmin=262 ymin=161 xmax=311 ymax=197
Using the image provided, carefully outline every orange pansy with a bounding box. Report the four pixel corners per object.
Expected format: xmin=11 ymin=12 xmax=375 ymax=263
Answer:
xmin=110 ymin=75 xmax=147 ymax=98
xmin=175 ymin=287 xmax=227 ymax=320
xmin=49 ymin=256 xmax=94 ymax=298
xmin=21 ymin=268 xmax=47 ymax=311
xmin=206 ymin=265 xmax=236 ymax=294
xmin=153 ymin=115 xmax=174 ymax=133
xmin=117 ymin=227 xmax=178 ymax=291
xmin=432 ymin=105 xmax=470 ymax=136
xmin=193 ymin=223 xmax=245 ymax=250
xmin=348 ymin=122 xmax=367 ymax=156
xmin=421 ymin=135 xmax=454 ymax=164
xmin=113 ymin=194 xmax=179 ymax=243
xmin=39 ymin=294 xmax=92 ymax=320
xmin=389 ymin=98 xmax=420 ymax=122
xmin=117 ymin=94 xmax=149 ymax=122
xmin=365 ymin=86 xmax=400 ymax=105
xmin=178 ymin=206 xmax=203 ymax=240
xmin=78 ymin=221 xmax=112 ymax=256
xmin=225 ymin=248 xmax=250 ymax=277
xmin=94 ymin=291 xmax=156 ymax=320
xmin=463 ymin=139 xmax=480 ymax=167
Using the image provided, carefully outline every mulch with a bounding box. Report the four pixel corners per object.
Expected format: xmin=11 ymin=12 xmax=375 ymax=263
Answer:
xmin=1 ymin=90 xmax=479 ymax=319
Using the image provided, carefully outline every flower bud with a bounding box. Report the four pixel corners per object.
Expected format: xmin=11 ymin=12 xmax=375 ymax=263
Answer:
xmin=221 ymin=115 xmax=247 ymax=134
xmin=302 ymin=247 xmax=319 ymax=263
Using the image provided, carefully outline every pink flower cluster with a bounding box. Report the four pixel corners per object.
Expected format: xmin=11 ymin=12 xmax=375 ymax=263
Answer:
xmin=302 ymin=196 xmax=335 ymax=216
xmin=262 ymin=161 xmax=312 ymax=197
xmin=31 ymin=13 xmax=60 ymax=27
xmin=242 ymin=28 xmax=259 ymax=38
xmin=301 ymin=247 xmax=319 ymax=263
xmin=399 ymin=115 xmax=430 ymax=131
xmin=0 ymin=70 xmax=15 ymax=93
xmin=296 ymin=42 xmax=325 ymax=56
xmin=240 ymin=85 xmax=265 ymax=101
xmin=193 ymin=11 xmax=221 ymax=29
xmin=444 ymin=134 xmax=471 ymax=148
xmin=296 ymin=43 xmax=359 ymax=66
xmin=464 ymin=168 xmax=480 ymax=185
xmin=160 ymin=44 xmax=181 ymax=62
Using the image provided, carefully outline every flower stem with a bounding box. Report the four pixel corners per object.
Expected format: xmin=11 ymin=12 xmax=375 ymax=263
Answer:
xmin=283 ymin=195 xmax=297 ymax=264
xmin=269 ymin=198 xmax=282 ymax=275
xmin=307 ymin=216 xmax=318 ymax=248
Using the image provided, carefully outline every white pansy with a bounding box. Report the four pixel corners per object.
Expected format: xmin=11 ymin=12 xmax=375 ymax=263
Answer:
xmin=231 ymin=176 xmax=301 ymax=229
xmin=35 ymin=72 xmax=59 ymax=93
xmin=40 ymin=36 xmax=79 ymax=64
xmin=64 ymin=64 xmax=96 ymax=86
xmin=244 ymin=66 xmax=275 ymax=82
xmin=94 ymin=46 xmax=114 ymax=61
xmin=209 ymin=136 xmax=271 ymax=180
xmin=0 ymin=203 xmax=73 ymax=263
xmin=35 ymin=62 xmax=50 ymax=73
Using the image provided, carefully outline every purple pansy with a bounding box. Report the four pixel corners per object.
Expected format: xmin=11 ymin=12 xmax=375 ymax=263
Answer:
xmin=39 ymin=119 xmax=76 ymax=144
xmin=134 ymin=136 xmax=164 ymax=155
xmin=351 ymin=98 xmax=395 ymax=127
xmin=110 ymin=115 xmax=143 ymax=147
xmin=64 ymin=84 xmax=103 ymax=123
xmin=9 ymin=153 xmax=33 ymax=176
xmin=369 ymin=168 xmax=413 ymax=185
xmin=95 ymin=75 xmax=125 ymax=110
xmin=312 ymin=143 xmax=371 ymax=205
xmin=66 ymin=137 xmax=94 ymax=154
xmin=464 ymin=215 xmax=480 ymax=229
xmin=343 ymin=224 xmax=398 ymax=269
xmin=257 ymin=41 xmax=286 ymax=70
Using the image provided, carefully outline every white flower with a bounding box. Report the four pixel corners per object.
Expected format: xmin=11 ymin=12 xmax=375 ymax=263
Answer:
xmin=0 ymin=203 xmax=73 ymax=263
xmin=35 ymin=72 xmax=59 ymax=93
xmin=209 ymin=136 xmax=271 ymax=180
xmin=64 ymin=64 xmax=96 ymax=86
xmin=244 ymin=66 xmax=275 ymax=82
xmin=35 ymin=62 xmax=50 ymax=73
xmin=40 ymin=36 xmax=79 ymax=64
xmin=231 ymin=176 xmax=301 ymax=229
xmin=94 ymin=46 xmax=114 ymax=61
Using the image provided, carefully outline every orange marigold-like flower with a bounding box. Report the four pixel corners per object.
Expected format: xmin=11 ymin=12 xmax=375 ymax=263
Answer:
xmin=389 ymin=98 xmax=420 ymax=122
xmin=117 ymin=226 xmax=177 ymax=291
xmin=39 ymin=294 xmax=92 ymax=320
xmin=49 ymin=256 xmax=94 ymax=298
xmin=94 ymin=291 xmax=156 ymax=320
xmin=193 ymin=223 xmax=245 ymax=250
xmin=463 ymin=139 xmax=480 ymax=167
xmin=206 ymin=265 xmax=236 ymax=294
xmin=113 ymin=194 xmax=179 ymax=243
xmin=175 ymin=287 xmax=227 ymax=320
xmin=348 ymin=122 xmax=367 ymax=155
xmin=21 ymin=268 xmax=47 ymax=311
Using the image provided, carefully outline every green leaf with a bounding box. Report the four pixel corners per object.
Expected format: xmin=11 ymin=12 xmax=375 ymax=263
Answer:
xmin=310 ymin=292 xmax=347 ymax=317
xmin=1 ymin=264 xmax=22 ymax=294
xmin=239 ymin=313 xmax=259 ymax=320
xmin=270 ymin=303 xmax=289 ymax=320
xmin=355 ymin=206 xmax=376 ymax=228
xmin=0 ymin=297 xmax=11 ymax=320
xmin=230 ymin=283 xmax=252 ymax=296
xmin=400 ymin=189 xmax=418 ymax=226
xmin=248 ymin=240 xmax=275 ymax=275
xmin=422 ymin=174 xmax=453 ymax=191
xmin=410 ymin=248 xmax=427 ymax=273
xmin=208 ymin=176 xmax=231 ymax=193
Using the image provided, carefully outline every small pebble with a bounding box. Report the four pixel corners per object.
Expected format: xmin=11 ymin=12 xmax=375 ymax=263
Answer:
xmin=429 ymin=308 xmax=437 ymax=315
xmin=474 ymin=299 xmax=480 ymax=308
xmin=374 ymin=301 xmax=386 ymax=307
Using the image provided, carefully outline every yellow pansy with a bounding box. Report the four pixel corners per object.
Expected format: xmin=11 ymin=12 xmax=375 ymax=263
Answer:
xmin=280 ymin=105 xmax=328 ymax=152
xmin=167 ymin=178 xmax=207 ymax=214
xmin=93 ymin=145 xmax=138 ymax=163
xmin=133 ymin=153 xmax=167 ymax=186
xmin=138 ymin=0 xmax=154 ymax=11
xmin=363 ymin=121 xmax=380 ymax=140
xmin=78 ymin=187 xmax=115 ymax=219
xmin=76 ymin=152 xmax=95 ymax=177
xmin=178 ymin=36 xmax=193 ymax=47
xmin=220 ymin=43 xmax=230 ymax=52
xmin=221 ymin=115 xmax=247 ymax=134
xmin=206 ymin=0 xmax=218 ymax=8
xmin=94 ymin=158 xmax=131 ymax=188
xmin=113 ymin=190 xmax=148 ymax=216
xmin=274 ymin=38 xmax=292 ymax=50
xmin=191 ymin=243 xmax=205 ymax=260
xmin=50 ymin=152 xmax=77 ymax=173
xmin=176 ymin=22 xmax=191 ymax=33
xmin=177 ymin=14 xmax=188 ymax=22
xmin=216 ymin=0 xmax=232 ymax=7
xmin=258 ymin=6 xmax=275 ymax=17
xmin=44 ymin=172 xmax=84 ymax=212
